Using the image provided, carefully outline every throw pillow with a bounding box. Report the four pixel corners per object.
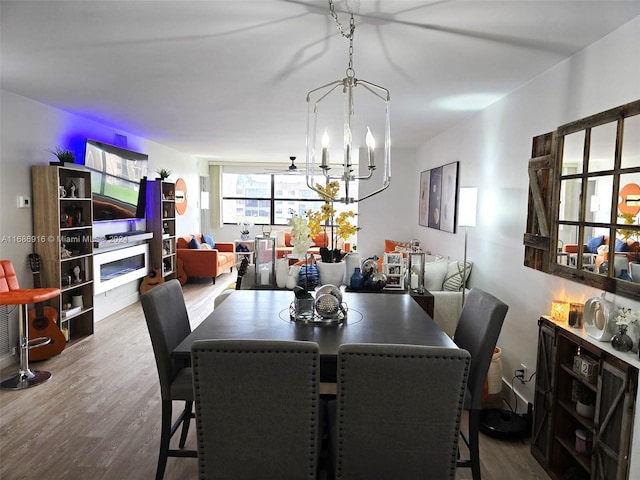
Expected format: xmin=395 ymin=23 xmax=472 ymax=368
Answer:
xmin=423 ymin=260 xmax=448 ymax=291
xmin=189 ymin=237 xmax=201 ymax=249
xmin=615 ymin=239 xmax=630 ymax=252
xmin=586 ymin=235 xmax=605 ymax=254
xmin=385 ymin=239 xmax=411 ymax=253
xmin=200 ymin=243 xmax=212 ymax=250
xmin=276 ymin=230 xmax=285 ymax=248
xmin=202 ymin=233 xmax=215 ymax=248
xmin=442 ymin=260 xmax=473 ymax=292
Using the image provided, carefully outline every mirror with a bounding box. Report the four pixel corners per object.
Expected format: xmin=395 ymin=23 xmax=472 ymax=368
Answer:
xmin=555 ymin=101 xmax=640 ymax=296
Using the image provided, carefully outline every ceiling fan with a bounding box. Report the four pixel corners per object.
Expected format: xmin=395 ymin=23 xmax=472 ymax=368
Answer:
xmin=264 ymin=156 xmax=300 ymax=174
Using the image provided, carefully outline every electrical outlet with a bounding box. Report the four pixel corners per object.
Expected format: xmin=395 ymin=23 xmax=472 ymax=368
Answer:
xmin=515 ymin=363 xmax=528 ymax=383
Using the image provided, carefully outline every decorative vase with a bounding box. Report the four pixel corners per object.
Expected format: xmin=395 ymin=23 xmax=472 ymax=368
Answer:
xmin=344 ymin=252 xmax=361 ymax=286
xmin=240 ymin=232 xmax=250 ymax=241
xmin=294 ymin=296 xmax=315 ymax=321
xmin=316 ymin=261 xmax=345 ymax=287
xmin=298 ymin=264 xmax=319 ymax=290
xmin=286 ymin=265 xmax=301 ymax=290
xmin=614 ymin=253 xmax=629 ymax=278
xmin=619 ymin=269 xmax=632 ymax=281
xmin=611 ymin=324 xmax=633 ymax=352
xmin=350 ymin=267 xmax=363 ymax=290
xmin=629 ymin=262 xmax=640 ymax=283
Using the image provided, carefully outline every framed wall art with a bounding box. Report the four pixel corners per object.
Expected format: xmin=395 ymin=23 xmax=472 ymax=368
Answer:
xmin=418 ymin=161 xmax=459 ymax=233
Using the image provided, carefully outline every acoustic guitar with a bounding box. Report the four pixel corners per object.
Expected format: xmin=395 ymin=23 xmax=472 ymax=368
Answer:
xmin=27 ymin=253 xmax=66 ymax=361
xmin=140 ymin=267 xmax=164 ymax=294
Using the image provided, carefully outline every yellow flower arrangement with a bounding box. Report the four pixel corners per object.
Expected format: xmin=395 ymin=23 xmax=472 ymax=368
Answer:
xmin=618 ymin=211 xmax=638 ymax=242
xmin=306 ymin=181 xmax=359 ymax=262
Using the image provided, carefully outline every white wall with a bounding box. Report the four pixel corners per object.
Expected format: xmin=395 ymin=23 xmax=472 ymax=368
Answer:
xmin=356 ymin=147 xmax=418 ymax=259
xmin=0 ymin=91 xmax=202 ymax=366
xmin=407 ymin=14 xmax=640 ymax=461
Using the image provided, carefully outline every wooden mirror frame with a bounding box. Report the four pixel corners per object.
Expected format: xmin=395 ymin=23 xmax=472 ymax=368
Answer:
xmin=524 ymin=99 xmax=640 ymax=301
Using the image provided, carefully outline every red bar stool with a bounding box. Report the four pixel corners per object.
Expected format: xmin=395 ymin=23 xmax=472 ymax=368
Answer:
xmin=0 ymin=260 xmax=60 ymax=390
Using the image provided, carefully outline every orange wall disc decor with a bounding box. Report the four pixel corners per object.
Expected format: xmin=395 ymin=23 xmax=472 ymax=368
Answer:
xmin=618 ymin=183 xmax=640 ymax=216
xmin=175 ymin=177 xmax=188 ymax=216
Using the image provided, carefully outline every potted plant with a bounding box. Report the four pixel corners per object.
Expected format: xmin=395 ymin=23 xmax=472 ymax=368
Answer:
xmin=238 ymin=220 xmax=252 ymax=241
xmin=307 ymin=181 xmax=358 ymax=263
xmin=155 ymin=168 xmax=172 ymax=180
xmin=575 ymin=383 xmax=596 ymax=419
xmin=48 ymin=147 xmax=75 ymax=164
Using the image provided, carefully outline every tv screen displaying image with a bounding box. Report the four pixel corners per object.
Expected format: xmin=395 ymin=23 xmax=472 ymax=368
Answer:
xmin=84 ymin=140 xmax=148 ymax=221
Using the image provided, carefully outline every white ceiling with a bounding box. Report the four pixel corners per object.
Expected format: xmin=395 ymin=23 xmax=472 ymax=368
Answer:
xmin=2 ymin=1 xmax=640 ymax=165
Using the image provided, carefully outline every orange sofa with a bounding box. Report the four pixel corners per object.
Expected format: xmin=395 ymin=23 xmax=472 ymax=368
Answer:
xmin=177 ymin=234 xmax=235 ymax=283
xmin=276 ymin=231 xmax=351 ymax=259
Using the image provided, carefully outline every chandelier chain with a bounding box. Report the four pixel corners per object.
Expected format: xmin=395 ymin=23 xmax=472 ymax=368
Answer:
xmin=328 ymin=0 xmax=356 ymax=78
xmin=328 ymin=0 xmax=356 ymax=40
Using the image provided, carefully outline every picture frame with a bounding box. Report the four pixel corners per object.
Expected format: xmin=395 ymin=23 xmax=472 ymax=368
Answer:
xmin=383 ymin=252 xmax=406 ymax=290
xmin=418 ymin=161 xmax=459 ymax=233
xmin=383 ymin=271 xmax=405 ymax=290
xmin=384 ymin=252 xmax=403 ymax=265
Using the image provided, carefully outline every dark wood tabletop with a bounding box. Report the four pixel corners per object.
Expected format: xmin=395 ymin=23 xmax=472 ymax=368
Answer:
xmin=172 ymin=289 xmax=456 ymax=382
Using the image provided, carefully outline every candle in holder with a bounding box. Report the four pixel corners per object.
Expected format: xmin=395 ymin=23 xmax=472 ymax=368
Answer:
xmin=260 ymin=265 xmax=269 ymax=285
xmin=551 ymin=300 xmax=570 ymax=323
xmin=569 ymin=302 xmax=584 ymax=328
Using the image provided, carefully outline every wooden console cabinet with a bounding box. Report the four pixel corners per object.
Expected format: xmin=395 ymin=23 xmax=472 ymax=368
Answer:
xmin=532 ymin=316 xmax=637 ymax=480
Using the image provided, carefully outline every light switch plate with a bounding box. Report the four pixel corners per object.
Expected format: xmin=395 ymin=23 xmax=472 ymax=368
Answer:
xmin=17 ymin=195 xmax=31 ymax=208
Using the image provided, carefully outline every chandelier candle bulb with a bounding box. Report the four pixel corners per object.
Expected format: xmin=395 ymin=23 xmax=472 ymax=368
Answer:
xmin=321 ymin=130 xmax=330 ymax=168
xmin=344 ymin=124 xmax=352 ymax=173
xmin=366 ymin=127 xmax=375 ymax=168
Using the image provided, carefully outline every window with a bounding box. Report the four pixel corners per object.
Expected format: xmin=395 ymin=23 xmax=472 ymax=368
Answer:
xmin=221 ymin=172 xmax=358 ymax=226
xmin=524 ymin=99 xmax=640 ymax=300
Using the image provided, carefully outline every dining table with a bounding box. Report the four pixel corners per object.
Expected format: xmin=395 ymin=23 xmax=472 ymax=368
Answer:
xmin=172 ymin=289 xmax=457 ymax=382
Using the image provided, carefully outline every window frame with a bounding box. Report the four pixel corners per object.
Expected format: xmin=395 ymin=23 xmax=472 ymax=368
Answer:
xmin=222 ymin=173 xmax=326 ymax=226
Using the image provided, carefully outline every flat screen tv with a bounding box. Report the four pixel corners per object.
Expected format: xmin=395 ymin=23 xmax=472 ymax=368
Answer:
xmin=83 ymin=139 xmax=149 ymax=222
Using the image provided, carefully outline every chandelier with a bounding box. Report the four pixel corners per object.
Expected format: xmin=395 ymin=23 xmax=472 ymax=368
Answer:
xmin=305 ymin=0 xmax=391 ymax=204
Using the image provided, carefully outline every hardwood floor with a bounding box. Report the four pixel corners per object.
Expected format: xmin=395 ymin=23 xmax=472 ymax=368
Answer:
xmin=0 ymin=274 xmax=549 ymax=480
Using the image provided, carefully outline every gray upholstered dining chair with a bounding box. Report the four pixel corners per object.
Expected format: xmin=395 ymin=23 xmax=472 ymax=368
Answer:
xmin=190 ymin=339 xmax=321 ymax=480
xmin=140 ymin=279 xmax=197 ymax=480
xmin=454 ymin=288 xmax=509 ymax=480
xmin=330 ymin=343 xmax=471 ymax=480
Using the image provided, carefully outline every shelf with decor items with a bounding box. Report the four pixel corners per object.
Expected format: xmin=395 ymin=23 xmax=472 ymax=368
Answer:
xmin=233 ymin=239 xmax=255 ymax=264
xmin=146 ymin=180 xmax=176 ymax=279
xmin=32 ymin=165 xmax=94 ymax=344
xmin=531 ymin=316 xmax=638 ymax=480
